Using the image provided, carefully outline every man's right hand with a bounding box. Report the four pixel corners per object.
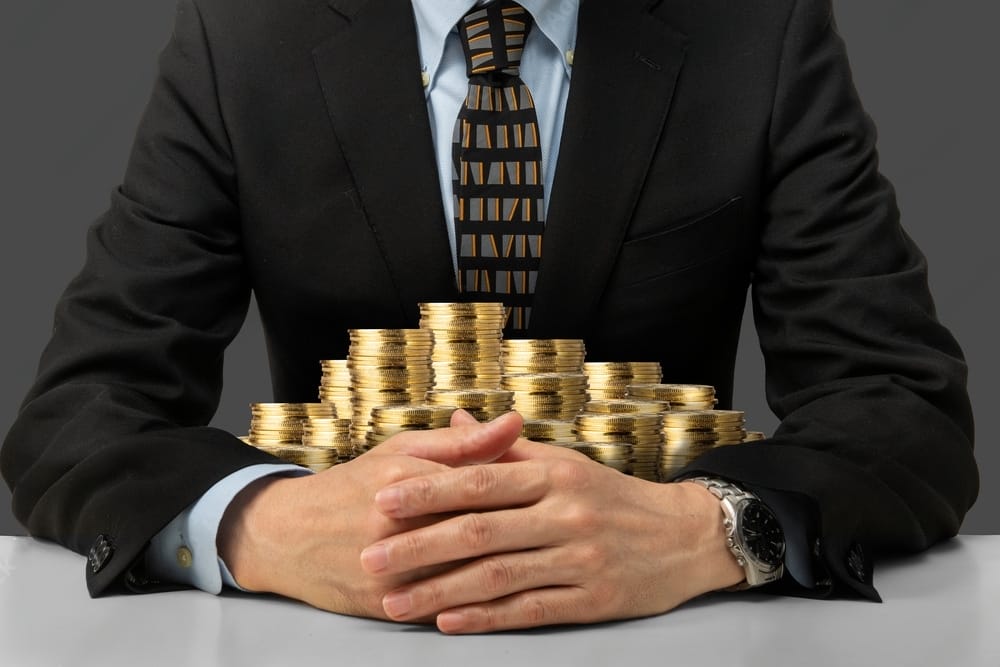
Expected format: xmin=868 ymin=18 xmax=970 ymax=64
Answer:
xmin=216 ymin=410 xmax=523 ymax=619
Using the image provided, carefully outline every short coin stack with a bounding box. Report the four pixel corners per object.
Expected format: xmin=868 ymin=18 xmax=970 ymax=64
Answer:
xmin=301 ymin=417 xmax=354 ymax=463
xmin=419 ymin=302 xmax=505 ymax=390
xmin=743 ymin=430 xmax=766 ymax=442
xmin=347 ymin=329 xmax=434 ymax=446
xmin=626 ymin=383 xmax=718 ymax=411
xmin=247 ymin=402 xmax=337 ymax=446
xmin=362 ymin=404 xmax=456 ymax=450
xmin=583 ymin=362 xmax=663 ymax=400
xmin=425 ymin=388 xmax=515 ymax=422
xmin=502 ymin=372 xmax=589 ymax=420
xmin=521 ymin=419 xmax=576 ymax=443
xmin=659 ymin=409 xmax=747 ymax=480
xmin=501 ymin=339 xmax=586 ymax=374
xmin=317 ymin=359 xmax=353 ymax=419
xmin=574 ymin=412 xmax=663 ymax=481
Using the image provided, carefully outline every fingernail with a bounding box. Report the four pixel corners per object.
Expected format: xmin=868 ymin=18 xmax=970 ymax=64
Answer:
xmin=383 ymin=591 xmax=412 ymax=618
xmin=360 ymin=544 xmax=388 ymax=573
xmin=437 ymin=611 xmax=466 ymax=633
xmin=375 ymin=487 xmax=402 ymax=513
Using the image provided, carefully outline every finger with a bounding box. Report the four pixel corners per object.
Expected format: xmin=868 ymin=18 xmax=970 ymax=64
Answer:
xmin=374 ymin=459 xmax=548 ymax=518
xmin=361 ymin=502 xmax=561 ymax=575
xmin=436 ymin=586 xmax=602 ymax=634
xmin=379 ymin=548 xmax=579 ymax=622
xmin=373 ymin=410 xmax=523 ymax=467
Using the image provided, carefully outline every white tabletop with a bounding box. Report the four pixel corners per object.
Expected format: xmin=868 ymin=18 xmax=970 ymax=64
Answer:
xmin=1 ymin=535 xmax=998 ymax=667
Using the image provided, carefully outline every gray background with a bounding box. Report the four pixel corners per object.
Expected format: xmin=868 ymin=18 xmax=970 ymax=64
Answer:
xmin=1 ymin=1 xmax=996 ymax=535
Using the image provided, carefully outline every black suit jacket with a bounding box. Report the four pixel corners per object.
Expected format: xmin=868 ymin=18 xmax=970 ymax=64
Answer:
xmin=1 ymin=0 xmax=978 ymax=600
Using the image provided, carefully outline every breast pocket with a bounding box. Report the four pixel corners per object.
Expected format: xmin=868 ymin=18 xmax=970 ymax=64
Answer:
xmin=609 ymin=196 xmax=746 ymax=289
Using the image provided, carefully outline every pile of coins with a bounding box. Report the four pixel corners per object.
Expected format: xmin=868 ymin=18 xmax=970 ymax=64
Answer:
xmin=659 ymin=409 xmax=746 ymax=480
xmin=574 ymin=412 xmax=663 ymax=481
xmin=627 ymin=383 xmax=718 ymax=411
xmin=363 ymin=404 xmax=456 ymax=450
xmin=521 ymin=419 xmax=576 ymax=443
xmin=420 ymin=302 xmax=504 ymax=390
xmin=583 ymin=362 xmax=662 ymax=400
xmin=426 ymin=388 xmax=515 ymax=422
xmin=317 ymin=359 xmax=352 ymax=419
xmin=347 ymin=329 xmax=434 ymax=444
xmin=502 ymin=372 xmax=589 ymax=420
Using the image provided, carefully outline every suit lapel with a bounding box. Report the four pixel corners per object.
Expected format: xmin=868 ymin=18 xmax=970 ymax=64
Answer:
xmin=529 ymin=1 xmax=687 ymax=337
xmin=314 ymin=0 xmax=459 ymax=322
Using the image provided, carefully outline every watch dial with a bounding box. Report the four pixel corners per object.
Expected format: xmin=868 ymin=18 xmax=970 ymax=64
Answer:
xmin=741 ymin=503 xmax=785 ymax=567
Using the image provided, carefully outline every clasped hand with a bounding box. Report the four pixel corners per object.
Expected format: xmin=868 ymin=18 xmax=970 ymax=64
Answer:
xmin=218 ymin=410 xmax=742 ymax=634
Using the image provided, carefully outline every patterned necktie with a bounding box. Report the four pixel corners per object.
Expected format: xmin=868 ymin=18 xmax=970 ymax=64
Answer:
xmin=453 ymin=1 xmax=544 ymax=334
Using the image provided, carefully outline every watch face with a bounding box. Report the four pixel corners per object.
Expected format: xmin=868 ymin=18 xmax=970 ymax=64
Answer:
xmin=740 ymin=501 xmax=785 ymax=568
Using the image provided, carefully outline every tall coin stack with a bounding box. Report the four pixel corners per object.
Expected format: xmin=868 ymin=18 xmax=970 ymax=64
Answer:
xmin=573 ymin=412 xmax=663 ymax=481
xmin=583 ymin=398 xmax=669 ymax=415
xmin=659 ymin=409 xmax=747 ymax=480
xmin=419 ymin=302 xmax=505 ymax=390
xmin=583 ymin=362 xmax=663 ymax=400
xmin=301 ymin=417 xmax=354 ymax=463
xmin=318 ymin=359 xmax=353 ymax=419
xmin=347 ymin=329 xmax=434 ymax=446
xmin=626 ymin=383 xmax=718 ymax=411
xmin=425 ymin=388 xmax=515 ymax=422
xmin=500 ymin=339 xmax=589 ymax=419
xmin=565 ymin=442 xmax=633 ymax=475
xmin=363 ymin=404 xmax=456 ymax=450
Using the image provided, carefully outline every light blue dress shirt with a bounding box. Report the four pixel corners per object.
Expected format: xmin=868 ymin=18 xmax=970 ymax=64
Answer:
xmin=146 ymin=0 xmax=580 ymax=593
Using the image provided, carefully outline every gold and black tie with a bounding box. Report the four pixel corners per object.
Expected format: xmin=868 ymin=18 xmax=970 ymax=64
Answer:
xmin=453 ymin=1 xmax=544 ymax=334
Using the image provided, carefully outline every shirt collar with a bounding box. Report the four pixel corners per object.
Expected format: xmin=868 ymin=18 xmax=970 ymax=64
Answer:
xmin=411 ymin=0 xmax=579 ymax=93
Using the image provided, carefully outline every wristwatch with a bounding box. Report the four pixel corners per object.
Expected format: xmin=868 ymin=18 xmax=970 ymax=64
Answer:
xmin=687 ymin=477 xmax=786 ymax=589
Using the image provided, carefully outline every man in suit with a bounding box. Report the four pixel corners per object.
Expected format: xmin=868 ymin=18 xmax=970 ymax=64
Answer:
xmin=1 ymin=0 xmax=978 ymax=633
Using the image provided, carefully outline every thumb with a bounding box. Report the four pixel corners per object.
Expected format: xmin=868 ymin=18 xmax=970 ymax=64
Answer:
xmin=377 ymin=410 xmax=523 ymax=467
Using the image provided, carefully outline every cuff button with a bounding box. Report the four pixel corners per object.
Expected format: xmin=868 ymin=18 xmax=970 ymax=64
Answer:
xmin=87 ymin=535 xmax=114 ymax=574
xmin=176 ymin=546 xmax=194 ymax=569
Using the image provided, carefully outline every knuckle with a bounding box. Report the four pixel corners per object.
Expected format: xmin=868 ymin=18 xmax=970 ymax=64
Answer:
xmin=462 ymin=465 xmax=501 ymax=500
xmin=478 ymin=558 xmax=516 ymax=594
xmin=561 ymin=502 xmax=599 ymax=534
xmin=459 ymin=513 xmax=495 ymax=550
xmin=520 ymin=595 xmax=548 ymax=625
xmin=549 ymin=459 xmax=587 ymax=489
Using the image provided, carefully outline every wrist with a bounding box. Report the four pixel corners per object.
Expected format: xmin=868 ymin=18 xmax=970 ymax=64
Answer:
xmin=217 ymin=474 xmax=297 ymax=592
xmin=674 ymin=481 xmax=747 ymax=594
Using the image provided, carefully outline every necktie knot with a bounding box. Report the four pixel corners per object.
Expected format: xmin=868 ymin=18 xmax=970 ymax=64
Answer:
xmin=458 ymin=1 xmax=533 ymax=78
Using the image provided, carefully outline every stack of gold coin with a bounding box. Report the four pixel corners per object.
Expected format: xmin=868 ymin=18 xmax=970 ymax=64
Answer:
xmin=256 ymin=444 xmax=340 ymax=472
xmin=247 ymin=402 xmax=337 ymax=446
xmin=318 ymin=359 xmax=353 ymax=419
xmin=573 ymin=413 xmax=663 ymax=481
xmin=743 ymin=430 xmax=767 ymax=442
xmin=583 ymin=362 xmax=662 ymax=400
xmin=363 ymin=404 xmax=456 ymax=450
xmin=583 ymin=398 xmax=670 ymax=415
xmin=500 ymin=339 xmax=586 ymax=374
xmin=347 ymin=329 xmax=434 ymax=446
xmin=626 ymin=383 xmax=718 ymax=411
xmin=659 ymin=410 xmax=747 ymax=480
xmin=418 ymin=302 xmax=505 ymax=389
xmin=425 ymin=388 xmax=515 ymax=422
xmin=521 ymin=419 xmax=576 ymax=443
xmin=562 ymin=442 xmax=633 ymax=474
xmin=502 ymin=372 xmax=589 ymax=420
xmin=301 ymin=417 xmax=354 ymax=462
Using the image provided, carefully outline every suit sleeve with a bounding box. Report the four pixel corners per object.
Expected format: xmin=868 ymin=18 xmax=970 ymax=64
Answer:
xmin=0 ymin=0 xmax=278 ymax=596
xmin=678 ymin=0 xmax=978 ymax=598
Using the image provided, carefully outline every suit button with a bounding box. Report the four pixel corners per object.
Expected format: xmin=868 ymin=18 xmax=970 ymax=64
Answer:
xmin=846 ymin=542 xmax=867 ymax=582
xmin=176 ymin=546 xmax=194 ymax=569
xmin=88 ymin=534 xmax=114 ymax=574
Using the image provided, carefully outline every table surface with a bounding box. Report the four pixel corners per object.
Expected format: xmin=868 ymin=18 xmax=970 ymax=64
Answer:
xmin=1 ymin=536 xmax=998 ymax=667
